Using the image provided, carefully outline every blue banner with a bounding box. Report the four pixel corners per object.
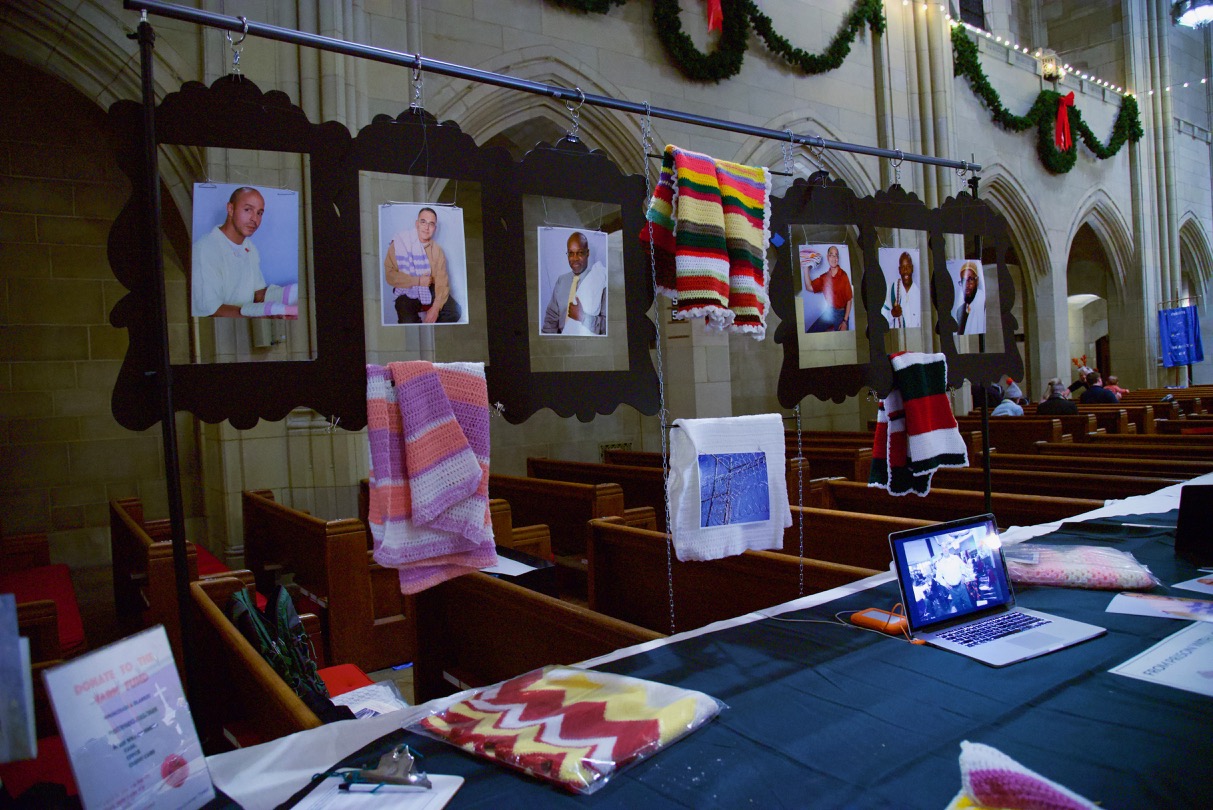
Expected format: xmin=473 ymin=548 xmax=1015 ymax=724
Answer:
xmin=1158 ymin=305 xmax=1204 ymax=367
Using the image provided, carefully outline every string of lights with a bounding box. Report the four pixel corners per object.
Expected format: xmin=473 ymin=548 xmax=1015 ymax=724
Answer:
xmin=899 ymin=0 xmax=1211 ymax=100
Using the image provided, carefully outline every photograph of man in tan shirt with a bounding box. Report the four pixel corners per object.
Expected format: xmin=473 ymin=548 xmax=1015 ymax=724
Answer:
xmin=383 ymin=206 xmax=463 ymax=325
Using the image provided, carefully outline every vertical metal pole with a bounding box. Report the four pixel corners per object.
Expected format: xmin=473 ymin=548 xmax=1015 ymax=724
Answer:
xmin=134 ymin=18 xmax=195 ymax=695
xmin=967 ymin=173 xmax=993 ymax=515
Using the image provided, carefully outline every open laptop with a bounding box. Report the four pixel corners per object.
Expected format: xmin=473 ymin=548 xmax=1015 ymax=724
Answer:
xmin=889 ymin=514 xmax=1106 ymax=667
xmin=1176 ymin=484 xmax=1213 ymax=567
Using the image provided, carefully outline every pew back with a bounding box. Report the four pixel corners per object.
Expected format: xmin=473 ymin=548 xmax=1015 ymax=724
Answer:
xmin=588 ymin=519 xmax=878 ymax=634
xmin=190 ymin=576 xmax=321 ymax=752
xmin=817 ymin=480 xmax=1101 ymax=528
xmin=242 ymin=490 xmax=413 ymax=673
xmin=783 ymin=507 xmax=933 ymax=570
xmin=411 ymin=571 xmax=663 ymax=702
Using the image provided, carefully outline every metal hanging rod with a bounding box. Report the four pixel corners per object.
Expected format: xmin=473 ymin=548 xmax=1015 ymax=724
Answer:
xmin=124 ymin=0 xmax=981 ymax=174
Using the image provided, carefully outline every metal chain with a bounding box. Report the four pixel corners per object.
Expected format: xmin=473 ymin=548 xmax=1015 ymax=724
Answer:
xmin=795 ymin=403 xmax=805 ymax=596
xmin=641 ymin=104 xmax=675 ymax=636
xmin=782 ymin=129 xmax=795 ymax=178
xmin=566 ymin=87 xmax=584 ymax=142
xmin=410 ymin=63 xmax=423 ymax=111
xmin=225 ymin=16 xmax=247 ymax=75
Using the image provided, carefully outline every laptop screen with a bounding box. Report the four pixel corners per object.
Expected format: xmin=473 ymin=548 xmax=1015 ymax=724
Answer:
xmin=890 ymin=515 xmax=1013 ymax=632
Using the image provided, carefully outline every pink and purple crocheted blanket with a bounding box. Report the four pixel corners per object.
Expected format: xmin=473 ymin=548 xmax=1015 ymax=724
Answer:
xmin=366 ymin=361 xmax=496 ymax=594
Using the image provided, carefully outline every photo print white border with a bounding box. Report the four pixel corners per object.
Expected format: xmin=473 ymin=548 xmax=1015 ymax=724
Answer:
xmin=190 ymin=182 xmax=300 ymax=319
xmin=946 ymin=258 xmax=987 ymax=336
xmin=877 ymin=247 xmax=922 ymax=330
xmin=537 ymin=226 xmax=610 ymax=337
xmin=379 ymin=203 xmax=469 ymax=326
xmin=800 ymin=243 xmax=855 ymax=334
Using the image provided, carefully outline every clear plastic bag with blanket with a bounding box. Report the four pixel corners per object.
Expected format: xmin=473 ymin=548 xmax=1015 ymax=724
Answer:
xmin=406 ymin=665 xmax=723 ymax=795
xmin=1003 ymin=544 xmax=1161 ymax=590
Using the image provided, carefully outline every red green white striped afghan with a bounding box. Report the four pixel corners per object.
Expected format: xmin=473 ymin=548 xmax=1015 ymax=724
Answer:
xmin=869 ymin=352 xmax=968 ymax=496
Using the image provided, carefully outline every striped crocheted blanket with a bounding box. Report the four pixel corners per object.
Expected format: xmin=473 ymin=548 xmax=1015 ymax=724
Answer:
xmin=365 ymin=361 xmax=496 ymax=594
xmin=643 ymin=144 xmax=772 ymax=338
xmin=869 ymin=352 xmax=969 ymax=496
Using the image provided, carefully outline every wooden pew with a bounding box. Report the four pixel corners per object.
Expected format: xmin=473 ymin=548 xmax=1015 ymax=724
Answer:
xmin=1082 ymin=432 xmax=1213 ymax=448
xmin=1068 ymin=404 xmax=1155 ymax=434
xmin=525 ymin=457 xmax=812 ymax=532
xmin=783 ymin=507 xmax=933 ymax=570
xmin=489 ymin=498 xmax=553 ymax=559
xmin=1034 ymin=440 xmax=1212 ymax=460
xmin=810 ymin=480 xmax=1101 ymax=528
xmin=786 ymin=445 xmax=871 ymax=481
xmin=525 ymin=458 xmax=671 ymax=532
xmin=929 ymin=467 xmax=1178 ymax=501
xmin=189 ymin=576 xmax=323 ymax=752
xmin=1021 ymin=406 xmax=1133 ymax=435
xmin=1157 ymin=418 xmax=1213 ymax=435
xmin=953 ymin=417 xmax=1070 ymax=453
xmin=110 ymin=498 xmax=202 ymax=654
xmin=242 ymin=490 xmax=413 ymax=674
xmin=587 ymin=519 xmax=878 ymax=635
xmin=981 ymin=451 xmax=1213 ymax=480
xmin=411 ymin=571 xmax=663 ymax=702
xmin=1116 ymin=396 xmax=1182 ymax=419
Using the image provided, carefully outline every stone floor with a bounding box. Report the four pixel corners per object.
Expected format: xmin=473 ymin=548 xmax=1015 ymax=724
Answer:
xmin=70 ymin=565 xmax=415 ymax=704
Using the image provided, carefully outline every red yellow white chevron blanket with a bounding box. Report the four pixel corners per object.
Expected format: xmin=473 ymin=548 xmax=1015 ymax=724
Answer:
xmin=414 ymin=666 xmax=721 ymax=794
xmin=643 ymin=144 xmax=772 ymax=339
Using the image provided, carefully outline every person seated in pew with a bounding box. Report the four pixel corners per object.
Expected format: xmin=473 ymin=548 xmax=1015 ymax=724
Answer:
xmin=1037 ymin=378 xmax=1079 ymax=416
xmin=991 ymin=380 xmax=1024 ymax=417
xmin=1069 ymin=364 xmax=1092 ymax=396
xmin=1080 ymin=370 xmax=1120 ymax=404
xmin=1104 ymin=375 xmax=1129 ymax=399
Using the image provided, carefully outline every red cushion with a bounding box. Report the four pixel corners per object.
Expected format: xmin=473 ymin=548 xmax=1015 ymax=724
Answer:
xmin=319 ymin=663 xmax=374 ymax=697
xmin=1180 ymin=426 xmax=1213 ymax=435
xmin=192 ymin=543 xmax=230 ymax=577
xmin=0 ymin=564 xmax=85 ymax=655
xmin=0 ymin=735 xmax=77 ymax=797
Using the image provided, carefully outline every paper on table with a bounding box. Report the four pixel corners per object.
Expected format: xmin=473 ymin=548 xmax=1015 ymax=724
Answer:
xmin=1172 ymin=574 xmax=1213 ymax=596
xmin=1110 ymin=622 xmax=1213 ymax=698
xmin=292 ymin=774 xmax=462 ymax=810
xmin=1107 ymin=592 xmax=1213 ymax=622
xmin=480 ymin=555 xmax=537 ymax=576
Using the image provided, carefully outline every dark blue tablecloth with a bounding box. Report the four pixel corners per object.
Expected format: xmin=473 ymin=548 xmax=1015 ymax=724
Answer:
xmin=304 ymin=510 xmax=1212 ymax=809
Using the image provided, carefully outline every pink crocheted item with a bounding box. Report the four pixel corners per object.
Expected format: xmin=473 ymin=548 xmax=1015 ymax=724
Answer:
xmin=366 ymin=361 xmax=496 ymax=594
xmin=1005 ymin=545 xmax=1159 ymax=590
xmin=958 ymin=741 xmax=1098 ymax=810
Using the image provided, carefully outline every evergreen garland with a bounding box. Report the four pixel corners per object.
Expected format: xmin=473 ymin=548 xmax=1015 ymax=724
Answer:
xmin=951 ymin=24 xmax=1143 ymax=175
xmin=549 ymin=0 xmax=885 ymax=83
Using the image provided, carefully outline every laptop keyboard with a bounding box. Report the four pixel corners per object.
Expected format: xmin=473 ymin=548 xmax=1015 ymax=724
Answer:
xmin=936 ymin=612 xmax=1050 ymax=647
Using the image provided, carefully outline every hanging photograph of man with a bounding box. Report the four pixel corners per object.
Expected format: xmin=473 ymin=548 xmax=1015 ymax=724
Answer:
xmin=946 ymin=258 xmax=987 ymax=335
xmin=538 ymin=226 xmax=609 ymax=337
xmin=190 ymin=183 xmax=300 ymax=319
xmin=878 ymin=247 xmax=921 ymax=330
xmin=379 ymin=203 xmax=468 ymax=326
xmin=800 ymin=243 xmax=853 ymax=334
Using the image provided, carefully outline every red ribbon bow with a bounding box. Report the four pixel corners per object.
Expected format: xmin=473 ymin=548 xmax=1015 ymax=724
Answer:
xmin=706 ymin=0 xmax=723 ymax=32
xmin=1055 ymin=91 xmax=1075 ymax=151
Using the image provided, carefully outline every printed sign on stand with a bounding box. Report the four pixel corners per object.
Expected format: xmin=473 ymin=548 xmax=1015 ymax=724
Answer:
xmin=43 ymin=626 xmax=214 ymax=810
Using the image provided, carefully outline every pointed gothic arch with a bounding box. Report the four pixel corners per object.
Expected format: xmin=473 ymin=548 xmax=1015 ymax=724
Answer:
xmin=0 ymin=1 xmax=202 ymax=227
xmin=1179 ymin=214 xmax=1213 ymax=299
xmin=975 ymin=165 xmax=1051 ymax=283
xmin=426 ymin=46 xmax=648 ymax=175
xmin=1064 ymin=187 xmax=1134 ymax=302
